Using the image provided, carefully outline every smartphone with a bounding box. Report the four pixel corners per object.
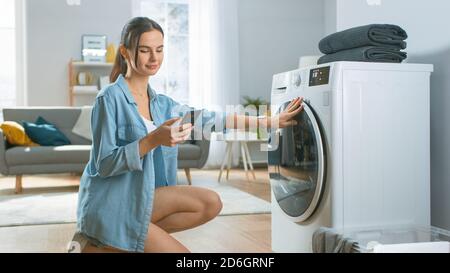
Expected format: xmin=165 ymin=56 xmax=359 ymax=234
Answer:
xmin=175 ymin=110 xmax=203 ymax=127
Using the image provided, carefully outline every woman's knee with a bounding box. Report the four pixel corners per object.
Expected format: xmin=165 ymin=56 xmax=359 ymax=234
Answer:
xmin=202 ymin=191 xmax=222 ymax=219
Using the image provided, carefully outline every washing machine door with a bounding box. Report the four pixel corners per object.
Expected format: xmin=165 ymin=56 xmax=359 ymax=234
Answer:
xmin=268 ymin=100 xmax=326 ymax=222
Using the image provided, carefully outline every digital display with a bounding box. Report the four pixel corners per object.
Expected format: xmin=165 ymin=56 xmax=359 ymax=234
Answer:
xmin=309 ymin=66 xmax=330 ymax=87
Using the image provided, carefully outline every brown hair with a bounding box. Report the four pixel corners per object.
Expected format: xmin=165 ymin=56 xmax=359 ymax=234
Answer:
xmin=110 ymin=17 xmax=164 ymax=82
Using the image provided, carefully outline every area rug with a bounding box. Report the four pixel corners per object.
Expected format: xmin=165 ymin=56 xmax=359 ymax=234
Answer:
xmin=0 ymin=181 xmax=270 ymax=227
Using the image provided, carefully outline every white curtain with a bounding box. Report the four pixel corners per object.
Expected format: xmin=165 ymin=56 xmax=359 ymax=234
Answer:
xmin=189 ymin=0 xmax=240 ymax=168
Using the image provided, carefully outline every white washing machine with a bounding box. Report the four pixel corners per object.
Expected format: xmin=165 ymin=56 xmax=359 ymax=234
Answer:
xmin=269 ymin=62 xmax=434 ymax=253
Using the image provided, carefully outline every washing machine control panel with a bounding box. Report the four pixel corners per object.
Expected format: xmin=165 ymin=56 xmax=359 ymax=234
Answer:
xmin=309 ymin=66 xmax=330 ymax=87
xmin=291 ymin=72 xmax=302 ymax=87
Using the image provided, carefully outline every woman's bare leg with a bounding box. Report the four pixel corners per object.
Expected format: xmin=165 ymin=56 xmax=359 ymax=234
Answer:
xmin=81 ymin=224 xmax=189 ymax=254
xmin=81 ymin=223 xmax=190 ymax=253
xmin=151 ymin=186 xmax=223 ymax=233
xmin=82 ymin=185 xmax=222 ymax=253
xmin=144 ymin=223 xmax=190 ymax=253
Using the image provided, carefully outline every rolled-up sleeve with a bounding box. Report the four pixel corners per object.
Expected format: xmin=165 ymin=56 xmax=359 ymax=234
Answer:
xmin=124 ymin=139 xmax=143 ymax=172
xmin=91 ymin=96 xmax=143 ymax=178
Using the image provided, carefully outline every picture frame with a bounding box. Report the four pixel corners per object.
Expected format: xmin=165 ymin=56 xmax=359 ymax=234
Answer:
xmin=82 ymin=35 xmax=107 ymax=63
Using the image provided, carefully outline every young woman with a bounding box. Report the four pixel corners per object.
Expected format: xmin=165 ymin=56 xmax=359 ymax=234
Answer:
xmin=75 ymin=17 xmax=304 ymax=253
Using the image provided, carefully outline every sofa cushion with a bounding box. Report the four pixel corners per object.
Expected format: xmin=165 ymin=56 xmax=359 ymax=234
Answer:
xmin=3 ymin=108 xmax=92 ymax=145
xmin=23 ymin=117 xmax=71 ymax=146
xmin=5 ymin=145 xmax=91 ymax=166
xmin=177 ymin=144 xmax=201 ymax=160
xmin=0 ymin=121 xmax=39 ymax=147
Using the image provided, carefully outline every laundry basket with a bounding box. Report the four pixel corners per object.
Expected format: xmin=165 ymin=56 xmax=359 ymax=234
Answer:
xmin=342 ymin=225 xmax=450 ymax=253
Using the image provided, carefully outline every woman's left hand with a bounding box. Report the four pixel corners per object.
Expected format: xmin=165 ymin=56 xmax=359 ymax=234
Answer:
xmin=272 ymin=97 xmax=304 ymax=128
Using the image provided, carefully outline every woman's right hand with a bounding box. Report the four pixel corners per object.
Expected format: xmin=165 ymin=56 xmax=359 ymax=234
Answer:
xmin=149 ymin=117 xmax=193 ymax=147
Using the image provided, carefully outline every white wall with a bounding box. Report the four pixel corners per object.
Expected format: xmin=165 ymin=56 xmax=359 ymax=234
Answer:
xmin=26 ymin=0 xmax=325 ymax=107
xmin=328 ymin=0 xmax=450 ymax=230
xmin=26 ymin=0 xmax=132 ymax=106
xmin=237 ymin=0 xmax=324 ymax=103
xmin=324 ymin=0 xmax=337 ymax=35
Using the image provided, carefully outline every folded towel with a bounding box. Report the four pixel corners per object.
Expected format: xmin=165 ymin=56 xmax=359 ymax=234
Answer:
xmin=312 ymin=227 xmax=359 ymax=253
xmin=319 ymin=24 xmax=408 ymax=54
xmin=317 ymin=46 xmax=407 ymax=65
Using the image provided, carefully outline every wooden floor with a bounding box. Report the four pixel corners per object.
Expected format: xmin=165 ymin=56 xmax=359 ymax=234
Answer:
xmin=0 ymin=168 xmax=272 ymax=253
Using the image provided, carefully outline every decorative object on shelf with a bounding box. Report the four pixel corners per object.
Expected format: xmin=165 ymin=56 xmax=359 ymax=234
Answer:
xmin=242 ymin=96 xmax=269 ymax=139
xmin=106 ymin=43 xmax=117 ymax=63
xmin=99 ymin=76 xmax=111 ymax=90
xmin=68 ymin=59 xmax=113 ymax=106
xmin=76 ymin=72 xmax=94 ymax=86
xmin=82 ymin=35 xmax=107 ymax=63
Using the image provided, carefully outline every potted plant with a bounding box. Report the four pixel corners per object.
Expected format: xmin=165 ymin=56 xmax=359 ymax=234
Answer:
xmin=242 ymin=96 xmax=270 ymax=140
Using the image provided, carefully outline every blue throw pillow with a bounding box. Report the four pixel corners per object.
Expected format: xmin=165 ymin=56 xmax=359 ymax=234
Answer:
xmin=35 ymin=116 xmax=49 ymax=125
xmin=22 ymin=116 xmax=71 ymax=146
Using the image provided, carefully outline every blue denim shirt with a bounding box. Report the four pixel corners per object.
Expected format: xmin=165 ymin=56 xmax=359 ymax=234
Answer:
xmin=76 ymin=75 xmax=225 ymax=252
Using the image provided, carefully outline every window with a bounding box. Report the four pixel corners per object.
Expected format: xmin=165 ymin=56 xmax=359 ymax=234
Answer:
xmin=133 ymin=0 xmax=189 ymax=104
xmin=0 ymin=0 xmax=16 ymax=121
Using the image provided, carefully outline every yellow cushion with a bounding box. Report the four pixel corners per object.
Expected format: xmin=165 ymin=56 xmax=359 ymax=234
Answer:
xmin=0 ymin=121 xmax=39 ymax=147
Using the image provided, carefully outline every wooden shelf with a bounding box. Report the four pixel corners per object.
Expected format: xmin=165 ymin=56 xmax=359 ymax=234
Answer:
xmin=73 ymin=91 xmax=99 ymax=95
xmin=68 ymin=59 xmax=113 ymax=106
xmin=71 ymin=61 xmax=114 ymax=68
xmin=72 ymin=86 xmax=99 ymax=95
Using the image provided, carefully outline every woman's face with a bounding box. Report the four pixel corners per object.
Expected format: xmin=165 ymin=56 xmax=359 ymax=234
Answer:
xmin=127 ymin=30 xmax=164 ymax=77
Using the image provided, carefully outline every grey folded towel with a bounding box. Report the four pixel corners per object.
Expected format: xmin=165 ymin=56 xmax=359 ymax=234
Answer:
xmin=317 ymin=46 xmax=407 ymax=65
xmin=312 ymin=227 xmax=359 ymax=253
xmin=319 ymin=24 xmax=408 ymax=54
